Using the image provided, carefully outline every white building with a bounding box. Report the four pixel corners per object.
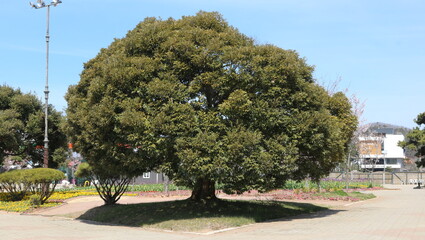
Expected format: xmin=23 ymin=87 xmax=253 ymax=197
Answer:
xmin=358 ymin=133 xmax=405 ymax=171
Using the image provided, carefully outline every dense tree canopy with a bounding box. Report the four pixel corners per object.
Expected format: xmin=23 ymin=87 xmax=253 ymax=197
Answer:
xmin=400 ymin=112 xmax=425 ymax=167
xmin=66 ymin=12 xmax=357 ymax=201
xmin=0 ymin=85 xmax=67 ymax=168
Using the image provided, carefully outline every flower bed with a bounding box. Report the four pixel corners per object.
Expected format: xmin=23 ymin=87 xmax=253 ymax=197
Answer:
xmin=0 ymin=188 xmax=143 ymax=213
xmin=0 ymin=180 xmax=380 ymax=213
xmin=0 ymin=199 xmax=61 ymax=212
xmin=283 ymin=179 xmax=379 ymax=192
xmin=50 ymin=190 xmax=99 ymax=200
xmin=221 ymin=186 xmax=380 ymax=202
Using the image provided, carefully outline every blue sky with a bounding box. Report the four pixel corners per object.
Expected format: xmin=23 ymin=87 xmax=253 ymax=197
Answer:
xmin=1 ymin=0 xmax=424 ymax=128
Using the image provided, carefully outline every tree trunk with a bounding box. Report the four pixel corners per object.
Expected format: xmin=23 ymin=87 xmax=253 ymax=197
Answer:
xmin=190 ymin=178 xmax=217 ymax=202
xmin=104 ymin=195 xmax=118 ymax=205
xmin=163 ymin=174 xmax=169 ymax=197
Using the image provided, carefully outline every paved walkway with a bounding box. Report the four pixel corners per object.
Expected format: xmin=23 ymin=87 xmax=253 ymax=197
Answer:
xmin=1 ymin=185 xmax=424 ymax=240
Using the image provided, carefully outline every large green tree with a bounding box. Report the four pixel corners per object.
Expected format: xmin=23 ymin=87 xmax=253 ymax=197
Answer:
xmin=399 ymin=112 xmax=425 ymax=167
xmin=0 ymin=85 xmax=67 ymax=168
xmin=66 ymin=12 xmax=357 ymax=202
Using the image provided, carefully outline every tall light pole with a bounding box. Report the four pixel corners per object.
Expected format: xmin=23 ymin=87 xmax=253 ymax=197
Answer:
xmin=30 ymin=0 xmax=62 ymax=168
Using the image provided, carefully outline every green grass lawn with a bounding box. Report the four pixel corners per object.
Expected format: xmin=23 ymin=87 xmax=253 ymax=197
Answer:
xmin=78 ymin=199 xmax=327 ymax=232
xmin=314 ymin=190 xmax=376 ymax=201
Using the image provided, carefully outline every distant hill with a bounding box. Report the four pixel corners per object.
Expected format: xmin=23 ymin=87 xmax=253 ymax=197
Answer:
xmin=363 ymin=122 xmax=412 ymax=136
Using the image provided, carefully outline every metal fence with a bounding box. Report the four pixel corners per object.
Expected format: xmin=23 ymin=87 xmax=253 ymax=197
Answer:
xmin=328 ymin=172 xmax=425 ymax=185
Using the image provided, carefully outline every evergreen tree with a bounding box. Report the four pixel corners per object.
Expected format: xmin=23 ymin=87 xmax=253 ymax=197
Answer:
xmin=66 ymin=12 xmax=357 ymax=201
xmin=400 ymin=112 xmax=425 ymax=167
xmin=0 ymin=85 xmax=67 ymax=168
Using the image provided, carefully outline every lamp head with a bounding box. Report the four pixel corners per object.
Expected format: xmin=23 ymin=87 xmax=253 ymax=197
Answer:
xmin=30 ymin=0 xmax=45 ymax=8
xmin=30 ymin=1 xmax=42 ymax=9
xmin=37 ymin=0 xmax=45 ymax=7
xmin=51 ymin=0 xmax=62 ymax=6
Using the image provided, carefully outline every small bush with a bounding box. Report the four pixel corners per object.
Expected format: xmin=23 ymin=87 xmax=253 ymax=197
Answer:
xmin=333 ymin=190 xmax=348 ymax=196
xmin=29 ymin=194 xmax=42 ymax=207
xmin=75 ymin=162 xmax=92 ymax=178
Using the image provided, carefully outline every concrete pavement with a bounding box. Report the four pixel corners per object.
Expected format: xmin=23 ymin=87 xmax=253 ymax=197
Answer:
xmin=1 ymin=185 xmax=424 ymax=240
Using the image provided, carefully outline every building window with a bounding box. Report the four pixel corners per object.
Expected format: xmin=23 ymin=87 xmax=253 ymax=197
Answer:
xmin=143 ymin=172 xmax=151 ymax=179
xmin=386 ymin=159 xmax=397 ymax=165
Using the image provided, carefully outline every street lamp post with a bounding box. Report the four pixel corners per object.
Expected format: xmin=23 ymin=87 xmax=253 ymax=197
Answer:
xmin=30 ymin=0 xmax=62 ymax=168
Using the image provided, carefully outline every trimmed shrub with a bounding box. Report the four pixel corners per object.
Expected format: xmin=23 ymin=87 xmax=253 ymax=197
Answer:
xmin=25 ymin=168 xmax=65 ymax=204
xmin=0 ymin=168 xmax=65 ymax=204
xmin=75 ymin=162 xmax=131 ymax=205
xmin=0 ymin=170 xmax=27 ymax=201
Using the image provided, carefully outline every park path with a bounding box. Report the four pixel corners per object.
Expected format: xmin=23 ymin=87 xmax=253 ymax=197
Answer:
xmin=0 ymin=185 xmax=424 ymax=240
xmin=208 ymin=185 xmax=425 ymax=240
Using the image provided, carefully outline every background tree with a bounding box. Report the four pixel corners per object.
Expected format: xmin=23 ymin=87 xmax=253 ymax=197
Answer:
xmin=0 ymin=85 xmax=67 ymax=168
xmin=292 ymin=90 xmax=358 ymax=188
xmin=399 ymin=112 xmax=425 ymax=167
xmin=66 ymin=12 xmax=357 ymax=202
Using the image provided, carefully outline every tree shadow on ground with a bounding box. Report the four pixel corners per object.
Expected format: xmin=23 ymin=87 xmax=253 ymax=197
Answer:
xmin=76 ymin=198 xmax=345 ymax=232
